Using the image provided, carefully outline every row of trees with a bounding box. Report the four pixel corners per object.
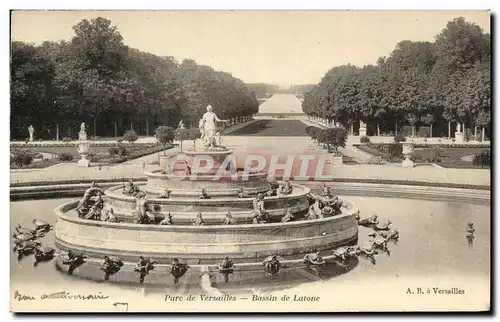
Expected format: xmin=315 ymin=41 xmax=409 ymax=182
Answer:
xmin=302 ymin=17 xmax=491 ymax=139
xmin=11 ymin=17 xmax=259 ymax=140
xmin=305 ymin=126 xmax=348 ymax=156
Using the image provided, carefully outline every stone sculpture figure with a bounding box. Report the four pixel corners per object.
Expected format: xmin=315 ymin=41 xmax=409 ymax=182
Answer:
xmin=192 ymin=213 xmax=205 ymax=226
xmin=456 ymin=123 xmax=461 ymax=133
xmin=280 ymin=180 xmax=293 ymax=195
xmin=199 ymin=105 xmax=228 ymax=148
xmin=178 ymin=120 xmax=185 ymax=129
xmin=80 ymin=122 xmax=86 ymax=133
xmin=28 ymin=125 xmax=34 ymax=142
xmin=223 ymin=212 xmax=236 ymax=225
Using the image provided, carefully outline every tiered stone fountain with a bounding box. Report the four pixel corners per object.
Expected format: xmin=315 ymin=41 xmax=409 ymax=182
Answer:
xmin=54 ymin=108 xmax=359 ymax=286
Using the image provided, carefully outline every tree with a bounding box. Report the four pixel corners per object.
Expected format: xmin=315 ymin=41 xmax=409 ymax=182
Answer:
xmin=434 ymin=17 xmax=489 ymax=72
xmin=301 ymin=16 xmax=490 ymax=140
xmin=10 ymin=17 xmax=261 ymax=140
xmin=305 ymin=126 xmax=321 ymax=144
xmin=472 ymin=150 xmax=490 ymax=168
xmin=420 ymin=113 xmax=435 ymax=137
xmin=321 ymin=128 xmax=348 ymax=156
xmin=123 ymin=130 xmax=138 ymax=143
xmin=10 ymin=41 xmax=57 ymax=139
xmin=155 ymin=126 xmax=175 ymax=155
xmin=174 ymin=127 xmax=189 ymax=152
xmin=188 ymin=128 xmax=201 ymax=150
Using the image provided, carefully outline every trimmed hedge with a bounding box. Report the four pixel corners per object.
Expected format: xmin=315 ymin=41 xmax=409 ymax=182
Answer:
xmin=355 ymin=143 xmax=403 ymax=162
xmin=10 ymin=141 xmax=159 ymax=148
xmin=10 ymin=177 xmax=148 ymax=187
xmin=394 ymin=133 xmax=406 ymax=142
xmin=57 ymin=152 xmax=74 ymax=161
xmin=472 ymin=150 xmax=491 ymax=168
xmin=353 ymin=143 xmax=491 ymax=149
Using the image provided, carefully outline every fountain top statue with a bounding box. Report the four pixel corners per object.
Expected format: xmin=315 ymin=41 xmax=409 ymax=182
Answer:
xmin=199 ymin=105 xmax=228 ymax=150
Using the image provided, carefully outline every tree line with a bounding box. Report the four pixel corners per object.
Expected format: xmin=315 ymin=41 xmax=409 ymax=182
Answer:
xmin=11 ymin=17 xmax=259 ymax=140
xmin=302 ymin=17 xmax=491 ymax=139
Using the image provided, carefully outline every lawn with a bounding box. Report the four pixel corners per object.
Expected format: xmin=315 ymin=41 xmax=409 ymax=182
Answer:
xmin=226 ymin=119 xmax=309 ymax=136
xmin=412 ymin=147 xmax=490 ymax=169
xmin=10 ymin=143 xmax=172 ymax=169
xmin=356 ymin=143 xmax=490 ymax=169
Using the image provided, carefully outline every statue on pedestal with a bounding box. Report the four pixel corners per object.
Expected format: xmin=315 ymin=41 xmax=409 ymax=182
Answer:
xmin=456 ymin=123 xmax=461 ymax=133
xmin=78 ymin=122 xmax=87 ymax=141
xmin=28 ymin=125 xmax=34 ymax=142
xmin=199 ymin=105 xmax=228 ymax=149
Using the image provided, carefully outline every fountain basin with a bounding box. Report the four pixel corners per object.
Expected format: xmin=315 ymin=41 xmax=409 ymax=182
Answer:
xmin=55 ymin=198 xmax=359 ymax=261
xmin=105 ymin=184 xmax=311 ymax=216
xmin=145 ymin=169 xmax=271 ymax=196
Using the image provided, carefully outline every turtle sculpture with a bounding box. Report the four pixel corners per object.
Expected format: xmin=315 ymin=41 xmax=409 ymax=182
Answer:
xmin=369 ymin=229 xmax=399 ymax=241
xmin=33 ymin=245 xmax=56 ymax=267
xmin=352 ymin=243 xmax=378 ymax=265
xmin=374 ymin=220 xmax=392 ymax=231
xmin=358 ymin=214 xmax=379 ymax=227
xmin=170 ymin=258 xmax=189 ymax=284
xmin=355 ymin=242 xmax=378 ymax=257
xmin=467 ymin=222 xmax=475 ymax=235
xmin=32 ymin=219 xmax=52 ymax=234
xmin=15 ymin=240 xmax=41 ymax=260
xmin=218 ymin=256 xmax=235 ymax=283
xmin=101 ymin=256 xmax=124 ymax=281
xmin=61 ymin=251 xmax=88 ymax=275
xmin=369 ymin=235 xmax=389 ymax=252
xmin=13 ymin=224 xmax=37 ymax=238
xmin=134 ymin=256 xmax=157 ymax=284
xmin=12 ymin=232 xmax=37 ymax=251
xmin=263 ymin=255 xmax=282 ymax=276
xmin=331 ymin=246 xmax=358 ymax=262
xmin=303 ymin=252 xmax=326 ymax=266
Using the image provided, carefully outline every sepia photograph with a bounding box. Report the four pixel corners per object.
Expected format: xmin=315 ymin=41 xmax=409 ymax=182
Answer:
xmin=8 ymin=9 xmax=491 ymax=313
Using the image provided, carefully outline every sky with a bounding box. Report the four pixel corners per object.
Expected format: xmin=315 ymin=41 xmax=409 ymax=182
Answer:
xmin=10 ymin=10 xmax=490 ymax=86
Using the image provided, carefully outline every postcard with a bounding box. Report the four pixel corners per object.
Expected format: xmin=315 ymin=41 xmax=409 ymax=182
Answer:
xmin=9 ymin=10 xmax=491 ymax=312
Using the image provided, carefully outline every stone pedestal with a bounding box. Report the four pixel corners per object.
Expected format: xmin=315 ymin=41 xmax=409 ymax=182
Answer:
xmin=159 ymin=156 xmax=170 ymax=169
xmin=330 ymin=155 xmax=343 ymax=166
xmin=401 ymin=143 xmax=414 ymax=168
xmin=79 ymin=131 xmax=87 ymax=141
xmin=402 ymin=158 xmax=414 ymax=168
xmin=185 ymin=149 xmax=235 ymax=175
xmin=77 ymin=141 xmax=91 ymax=167
xmin=359 ymin=128 xmax=367 ymax=137
xmin=78 ymin=157 xmax=90 ymax=167
xmin=454 ymin=132 xmax=464 ymax=143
